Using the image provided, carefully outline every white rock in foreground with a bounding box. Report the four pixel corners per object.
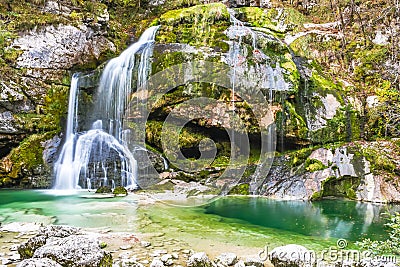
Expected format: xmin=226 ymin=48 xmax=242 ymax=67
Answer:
xmin=269 ymin=244 xmax=314 ymax=267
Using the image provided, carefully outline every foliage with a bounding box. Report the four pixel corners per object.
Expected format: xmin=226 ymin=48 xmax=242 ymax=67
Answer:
xmin=304 ymin=158 xmax=327 ymax=172
xmin=356 ymin=212 xmax=400 ymax=255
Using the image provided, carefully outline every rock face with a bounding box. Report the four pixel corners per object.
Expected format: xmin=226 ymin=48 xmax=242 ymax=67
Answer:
xmin=258 ymin=141 xmax=400 ymax=203
xmin=12 ymin=24 xmax=114 ymax=69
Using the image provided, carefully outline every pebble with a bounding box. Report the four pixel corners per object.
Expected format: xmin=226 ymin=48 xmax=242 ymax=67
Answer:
xmin=182 ymin=249 xmax=191 ymax=254
xmin=9 ymin=253 xmax=20 ymax=261
xmin=9 ymin=245 xmax=18 ymax=251
xmin=140 ymin=241 xmax=151 ymax=248
xmin=154 ymin=249 xmax=167 ymax=255
xmin=141 ymin=260 xmax=150 ymax=264
xmin=120 ymin=245 xmax=133 ymax=250
xmin=1 ymin=259 xmax=10 ymax=265
xmin=171 ymin=253 xmax=179 ymax=259
xmin=160 ymin=254 xmax=172 ymax=262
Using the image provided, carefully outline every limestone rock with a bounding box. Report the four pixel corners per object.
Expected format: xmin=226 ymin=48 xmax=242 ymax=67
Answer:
xmin=33 ymin=235 xmax=112 ymax=267
xmin=187 ymin=252 xmax=212 ymax=267
xmin=12 ymin=24 xmax=115 ymax=70
xmin=18 ymin=225 xmax=81 ymax=259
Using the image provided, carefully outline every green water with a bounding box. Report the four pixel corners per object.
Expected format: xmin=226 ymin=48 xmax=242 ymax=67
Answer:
xmin=204 ymin=197 xmax=394 ymax=241
xmin=0 ymin=190 xmax=396 ymax=251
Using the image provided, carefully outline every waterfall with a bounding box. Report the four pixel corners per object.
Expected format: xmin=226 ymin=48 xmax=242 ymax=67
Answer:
xmin=224 ymin=10 xmax=289 ymax=194
xmin=53 ymin=26 xmax=159 ymax=191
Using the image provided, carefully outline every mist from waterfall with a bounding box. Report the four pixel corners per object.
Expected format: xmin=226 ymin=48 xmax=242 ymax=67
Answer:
xmin=53 ymin=26 xmax=159 ymax=191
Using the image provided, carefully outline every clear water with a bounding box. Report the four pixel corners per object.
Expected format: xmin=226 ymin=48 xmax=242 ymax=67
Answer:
xmin=204 ymin=197 xmax=394 ymax=242
xmin=0 ymin=190 xmax=395 ymax=250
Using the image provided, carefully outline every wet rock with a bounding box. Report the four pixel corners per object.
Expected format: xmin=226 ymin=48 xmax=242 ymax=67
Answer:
xmin=41 ymin=135 xmax=61 ymax=165
xmin=17 ymin=258 xmax=62 ymax=267
xmin=187 ymin=252 xmax=212 ymax=267
xmin=33 ymin=234 xmax=112 ymax=267
xmin=215 ymin=253 xmax=238 ymax=266
xmin=269 ymin=244 xmax=314 ymax=267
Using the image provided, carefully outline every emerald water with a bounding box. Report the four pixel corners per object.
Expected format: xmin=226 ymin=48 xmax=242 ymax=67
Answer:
xmin=0 ymin=190 xmax=395 ymax=252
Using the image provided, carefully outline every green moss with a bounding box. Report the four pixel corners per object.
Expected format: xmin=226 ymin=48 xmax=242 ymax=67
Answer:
xmin=280 ymin=100 xmax=308 ymax=142
xmin=235 ymin=7 xmax=307 ymax=35
xmin=113 ymin=186 xmax=128 ymax=196
xmin=8 ymin=133 xmax=51 ymax=179
xmin=362 ymin=147 xmax=396 ymax=173
xmin=313 ymin=176 xmax=360 ymax=201
xmin=287 ymin=146 xmax=316 ymax=167
xmin=155 ymin=3 xmax=230 ymax=49
xmin=95 ymin=186 xmax=112 ymax=194
xmin=100 ymin=242 xmax=108 ymax=249
xmin=228 ymin=183 xmax=250 ymax=195
xmin=305 ymin=158 xmax=327 ymax=172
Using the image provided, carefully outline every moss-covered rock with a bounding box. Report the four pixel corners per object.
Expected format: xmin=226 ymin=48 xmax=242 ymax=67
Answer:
xmin=113 ymin=186 xmax=128 ymax=196
xmin=228 ymin=183 xmax=250 ymax=195
xmin=95 ymin=186 xmax=112 ymax=194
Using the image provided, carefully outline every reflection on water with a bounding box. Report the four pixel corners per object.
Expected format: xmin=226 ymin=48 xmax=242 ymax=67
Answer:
xmin=0 ymin=190 xmax=397 ymax=243
xmin=204 ymin=197 xmax=397 ymax=241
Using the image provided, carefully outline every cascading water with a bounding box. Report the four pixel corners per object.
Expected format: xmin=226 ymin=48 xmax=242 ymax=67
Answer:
xmin=224 ymin=10 xmax=289 ymax=194
xmin=53 ymin=26 xmax=159 ymax=191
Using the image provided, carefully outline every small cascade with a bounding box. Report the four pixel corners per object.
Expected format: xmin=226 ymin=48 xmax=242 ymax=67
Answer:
xmin=53 ymin=26 xmax=159 ymax=191
xmin=224 ymin=10 xmax=289 ymax=194
xmin=224 ymin=9 xmax=289 ymax=100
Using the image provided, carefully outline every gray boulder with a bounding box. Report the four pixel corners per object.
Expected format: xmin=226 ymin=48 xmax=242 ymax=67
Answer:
xmin=18 ymin=225 xmax=81 ymax=259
